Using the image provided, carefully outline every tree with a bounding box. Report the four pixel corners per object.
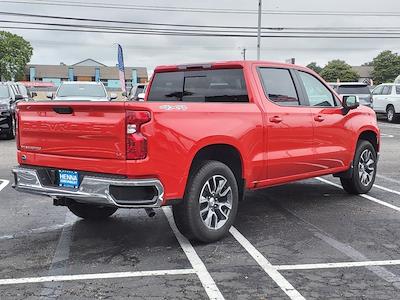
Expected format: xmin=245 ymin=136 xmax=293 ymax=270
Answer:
xmin=306 ymin=62 xmax=322 ymax=74
xmin=0 ymin=31 xmax=33 ymax=81
xmin=320 ymin=60 xmax=359 ymax=82
xmin=371 ymin=50 xmax=400 ymax=85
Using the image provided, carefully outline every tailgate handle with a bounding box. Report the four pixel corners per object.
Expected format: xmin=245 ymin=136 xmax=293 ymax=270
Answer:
xmin=53 ymin=106 xmax=73 ymax=114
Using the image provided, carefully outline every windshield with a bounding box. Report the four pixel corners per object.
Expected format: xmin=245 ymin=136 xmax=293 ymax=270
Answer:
xmin=0 ymin=86 xmax=10 ymax=98
xmin=56 ymin=84 xmax=106 ymax=98
xmin=337 ymin=85 xmax=371 ymax=95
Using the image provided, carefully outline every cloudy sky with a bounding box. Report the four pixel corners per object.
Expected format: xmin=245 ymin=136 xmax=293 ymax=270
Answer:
xmin=2 ymin=0 xmax=400 ymax=72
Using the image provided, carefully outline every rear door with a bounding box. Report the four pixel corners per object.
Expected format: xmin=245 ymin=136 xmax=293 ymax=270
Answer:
xmin=18 ymin=102 xmax=127 ymax=160
xmin=372 ymin=85 xmax=384 ymax=112
xmin=295 ymin=70 xmax=352 ymax=170
xmin=257 ymin=67 xmax=316 ymax=180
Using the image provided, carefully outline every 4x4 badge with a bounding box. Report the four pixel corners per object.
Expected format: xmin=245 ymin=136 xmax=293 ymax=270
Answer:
xmin=159 ymin=105 xmax=187 ymax=111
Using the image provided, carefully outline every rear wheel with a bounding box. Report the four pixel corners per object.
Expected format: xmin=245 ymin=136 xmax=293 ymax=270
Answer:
xmin=172 ymin=160 xmax=239 ymax=243
xmin=386 ymin=105 xmax=399 ymax=123
xmin=67 ymin=201 xmax=117 ymax=220
xmin=340 ymin=140 xmax=377 ymax=194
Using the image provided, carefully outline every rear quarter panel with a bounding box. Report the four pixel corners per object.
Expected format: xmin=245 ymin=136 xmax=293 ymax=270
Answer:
xmin=125 ymin=101 xmax=264 ymax=200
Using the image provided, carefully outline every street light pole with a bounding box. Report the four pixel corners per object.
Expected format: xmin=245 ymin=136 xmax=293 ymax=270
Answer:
xmin=257 ymin=0 xmax=262 ymax=60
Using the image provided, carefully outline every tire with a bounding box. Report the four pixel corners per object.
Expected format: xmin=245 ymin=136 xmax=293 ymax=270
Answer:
xmin=172 ymin=160 xmax=239 ymax=243
xmin=386 ymin=105 xmax=399 ymax=123
xmin=340 ymin=140 xmax=377 ymax=194
xmin=5 ymin=116 xmax=15 ymax=140
xmin=67 ymin=201 xmax=117 ymax=220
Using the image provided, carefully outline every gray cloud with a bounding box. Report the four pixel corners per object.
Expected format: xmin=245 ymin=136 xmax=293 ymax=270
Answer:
xmin=2 ymin=0 xmax=400 ymax=70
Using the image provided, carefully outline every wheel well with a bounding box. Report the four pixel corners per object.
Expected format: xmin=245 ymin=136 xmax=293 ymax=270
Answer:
xmin=189 ymin=144 xmax=245 ymax=199
xmin=386 ymin=104 xmax=394 ymax=112
xmin=358 ymin=130 xmax=379 ymax=152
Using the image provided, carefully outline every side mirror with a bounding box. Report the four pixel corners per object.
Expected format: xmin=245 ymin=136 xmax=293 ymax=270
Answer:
xmin=342 ymin=95 xmax=359 ymax=113
xmin=109 ymin=92 xmax=117 ymax=100
xmin=121 ymin=91 xmax=127 ymax=97
xmin=46 ymin=92 xmax=54 ymax=99
xmin=137 ymin=92 xmax=145 ymax=101
xmin=31 ymin=92 xmax=37 ymax=98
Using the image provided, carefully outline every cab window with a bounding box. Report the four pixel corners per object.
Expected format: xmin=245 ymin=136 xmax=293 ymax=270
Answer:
xmin=382 ymin=85 xmax=392 ymax=95
xmin=298 ymin=71 xmax=336 ymax=107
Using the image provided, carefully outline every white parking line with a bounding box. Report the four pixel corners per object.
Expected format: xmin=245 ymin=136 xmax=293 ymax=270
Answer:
xmin=229 ymin=227 xmax=306 ymax=300
xmin=0 ymin=269 xmax=197 ymax=286
xmin=0 ymin=179 xmax=10 ymax=192
xmin=374 ymin=183 xmax=400 ymax=196
xmin=380 ymin=133 xmax=395 ymax=138
xmin=376 ymin=174 xmax=400 ymax=185
xmin=275 ymin=259 xmax=400 ymax=271
xmin=163 ymin=207 xmax=225 ymax=300
xmin=316 ymin=177 xmax=400 ymax=213
xmin=0 ymin=222 xmax=75 ymax=241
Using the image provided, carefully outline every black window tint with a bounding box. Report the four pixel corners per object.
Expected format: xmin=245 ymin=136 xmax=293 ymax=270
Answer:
xmin=148 ymin=69 xmax=248 ymax=102
xmin=258 ymin=68 xmax=299 ymax=106
xmin=147 ymin=72 xmax=184 ymax=101
xmin=396 ymin=86 xmax=400 ymax=95
xmin=299 ymin=71 xmax=336 ymax=107
xmin=382 ymin=86 xmax=392 ymax=95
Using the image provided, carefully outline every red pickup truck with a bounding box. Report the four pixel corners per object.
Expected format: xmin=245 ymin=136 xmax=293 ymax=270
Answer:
xmin=13 ymin=61 xmax=380 ymax=242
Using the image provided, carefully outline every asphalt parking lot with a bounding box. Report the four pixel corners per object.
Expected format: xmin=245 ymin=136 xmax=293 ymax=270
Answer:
xmin=0 ymin=120 xmax=399 ymax=300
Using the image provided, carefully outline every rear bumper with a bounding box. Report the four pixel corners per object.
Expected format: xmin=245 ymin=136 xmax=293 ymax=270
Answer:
xmin=12 ymin=166 xmax=164 ymax=208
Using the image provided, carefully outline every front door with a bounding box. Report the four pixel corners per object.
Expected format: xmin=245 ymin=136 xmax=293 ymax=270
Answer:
xmin=257 ymin=67 xmax=316 ymax=182
xmin=296 ymin=70 xmax=352 ymax=171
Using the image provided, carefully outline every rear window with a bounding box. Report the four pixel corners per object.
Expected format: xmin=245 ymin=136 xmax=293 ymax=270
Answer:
xmin=57 ymin=84 xmax=106 ymax=98
xmin=337 ymin=85 xmax=371 ymax=95
xmin=147 ymin=69 xmax=248 ymax=102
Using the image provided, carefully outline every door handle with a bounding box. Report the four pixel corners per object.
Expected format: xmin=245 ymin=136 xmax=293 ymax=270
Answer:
xmin=269 ymin=116 xmax=282 ymax=123
xmin=314 ymin=115 xmax=325 ymax=122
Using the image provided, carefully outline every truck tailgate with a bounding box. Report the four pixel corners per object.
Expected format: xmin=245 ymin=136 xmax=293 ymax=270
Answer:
xmin=18 ymin=102 xmax=126 ymax=160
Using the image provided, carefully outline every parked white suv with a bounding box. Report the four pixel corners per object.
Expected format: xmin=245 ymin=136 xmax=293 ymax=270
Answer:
xmin=372 ymin=83 xmax=400 ymax=123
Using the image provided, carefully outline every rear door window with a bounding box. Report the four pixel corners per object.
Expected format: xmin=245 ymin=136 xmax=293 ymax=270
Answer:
xmin=382 ymin=85 xmax=392 ymax=95
xmin=298 ymin=71 xmax=336 ymax=107
xmin=396 ymin=86 xmax=400 ymax=95
xmin=258 ymin=68 xmax=300 ymax=106
xmin=147 ymin=69 xmax=248 ymax=102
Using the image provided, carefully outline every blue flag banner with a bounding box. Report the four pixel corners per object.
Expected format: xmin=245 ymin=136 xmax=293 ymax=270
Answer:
xmin=117 ymin=44 xmax=126 ymax=93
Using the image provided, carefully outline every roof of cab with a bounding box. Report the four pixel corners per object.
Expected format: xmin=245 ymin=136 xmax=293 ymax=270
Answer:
xmin=154 ymin=60 xmax=309 ymax=73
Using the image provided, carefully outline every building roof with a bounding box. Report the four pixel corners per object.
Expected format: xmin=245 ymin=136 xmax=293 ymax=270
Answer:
xmin=351 ymin=66 xmax=373 ymax=78
xmin=72 ymin=59 xmax=107 ymax=67
xmin=26 ymin=63 xmax=148 ymax=79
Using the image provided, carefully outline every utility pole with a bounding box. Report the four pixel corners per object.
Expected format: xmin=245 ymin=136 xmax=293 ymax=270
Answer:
xmin=257 ymin=0 xmax=262 ymax=60
xmin=241 ymin=48 xmax=247 ymax=60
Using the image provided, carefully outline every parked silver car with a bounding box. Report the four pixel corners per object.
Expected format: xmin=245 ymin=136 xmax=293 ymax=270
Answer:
xmin=47 ymin=81 xmax=117 ymax=101
xmin=329 ymin=82 xmax=373 ymax=108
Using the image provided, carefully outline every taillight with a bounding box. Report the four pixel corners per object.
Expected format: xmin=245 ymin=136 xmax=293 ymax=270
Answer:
xmin=15 ymin=108 xmax=21 ymax=150
xmin=126 ymin=110 xmax=151 ymax=160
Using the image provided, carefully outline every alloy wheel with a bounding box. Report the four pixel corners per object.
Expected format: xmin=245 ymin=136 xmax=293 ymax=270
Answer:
xmin=199 ymin=175 xmax=233 ymax=230
xmin=358 ymin=149 xmax=375 ymax=186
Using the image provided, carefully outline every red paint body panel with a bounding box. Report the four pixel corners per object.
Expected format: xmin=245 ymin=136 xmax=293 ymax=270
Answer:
xmin=16 ymin=61 xmax=380 ymax=204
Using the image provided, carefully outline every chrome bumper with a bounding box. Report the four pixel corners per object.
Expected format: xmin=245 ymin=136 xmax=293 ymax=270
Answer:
xmin=12 ymin=166 xmax=164 ymax=208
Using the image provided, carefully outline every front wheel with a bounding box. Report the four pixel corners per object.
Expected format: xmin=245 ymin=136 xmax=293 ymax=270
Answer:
xmin=67 ymin=201 xmax=117 ymax=220
xmin=340 ymin=140 xmax=377 ymax=194
xmin=172 ymin=161 xmax=239 ymax=243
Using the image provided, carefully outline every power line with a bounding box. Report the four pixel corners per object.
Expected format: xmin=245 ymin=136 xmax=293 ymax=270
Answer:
xmin=4 ymin=0 xmax=400 ymax=17
xmin=4 ymin=25 xmax=400 ymax=39
xmin=3 ymin=20 xmax=400 ymax=35
xmin=2 ymin=11 xmax=400 ymax=32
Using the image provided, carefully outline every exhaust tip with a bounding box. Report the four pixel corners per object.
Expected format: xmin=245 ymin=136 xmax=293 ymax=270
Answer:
xmin=145 ymin=208 xmax=156 ymax=218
